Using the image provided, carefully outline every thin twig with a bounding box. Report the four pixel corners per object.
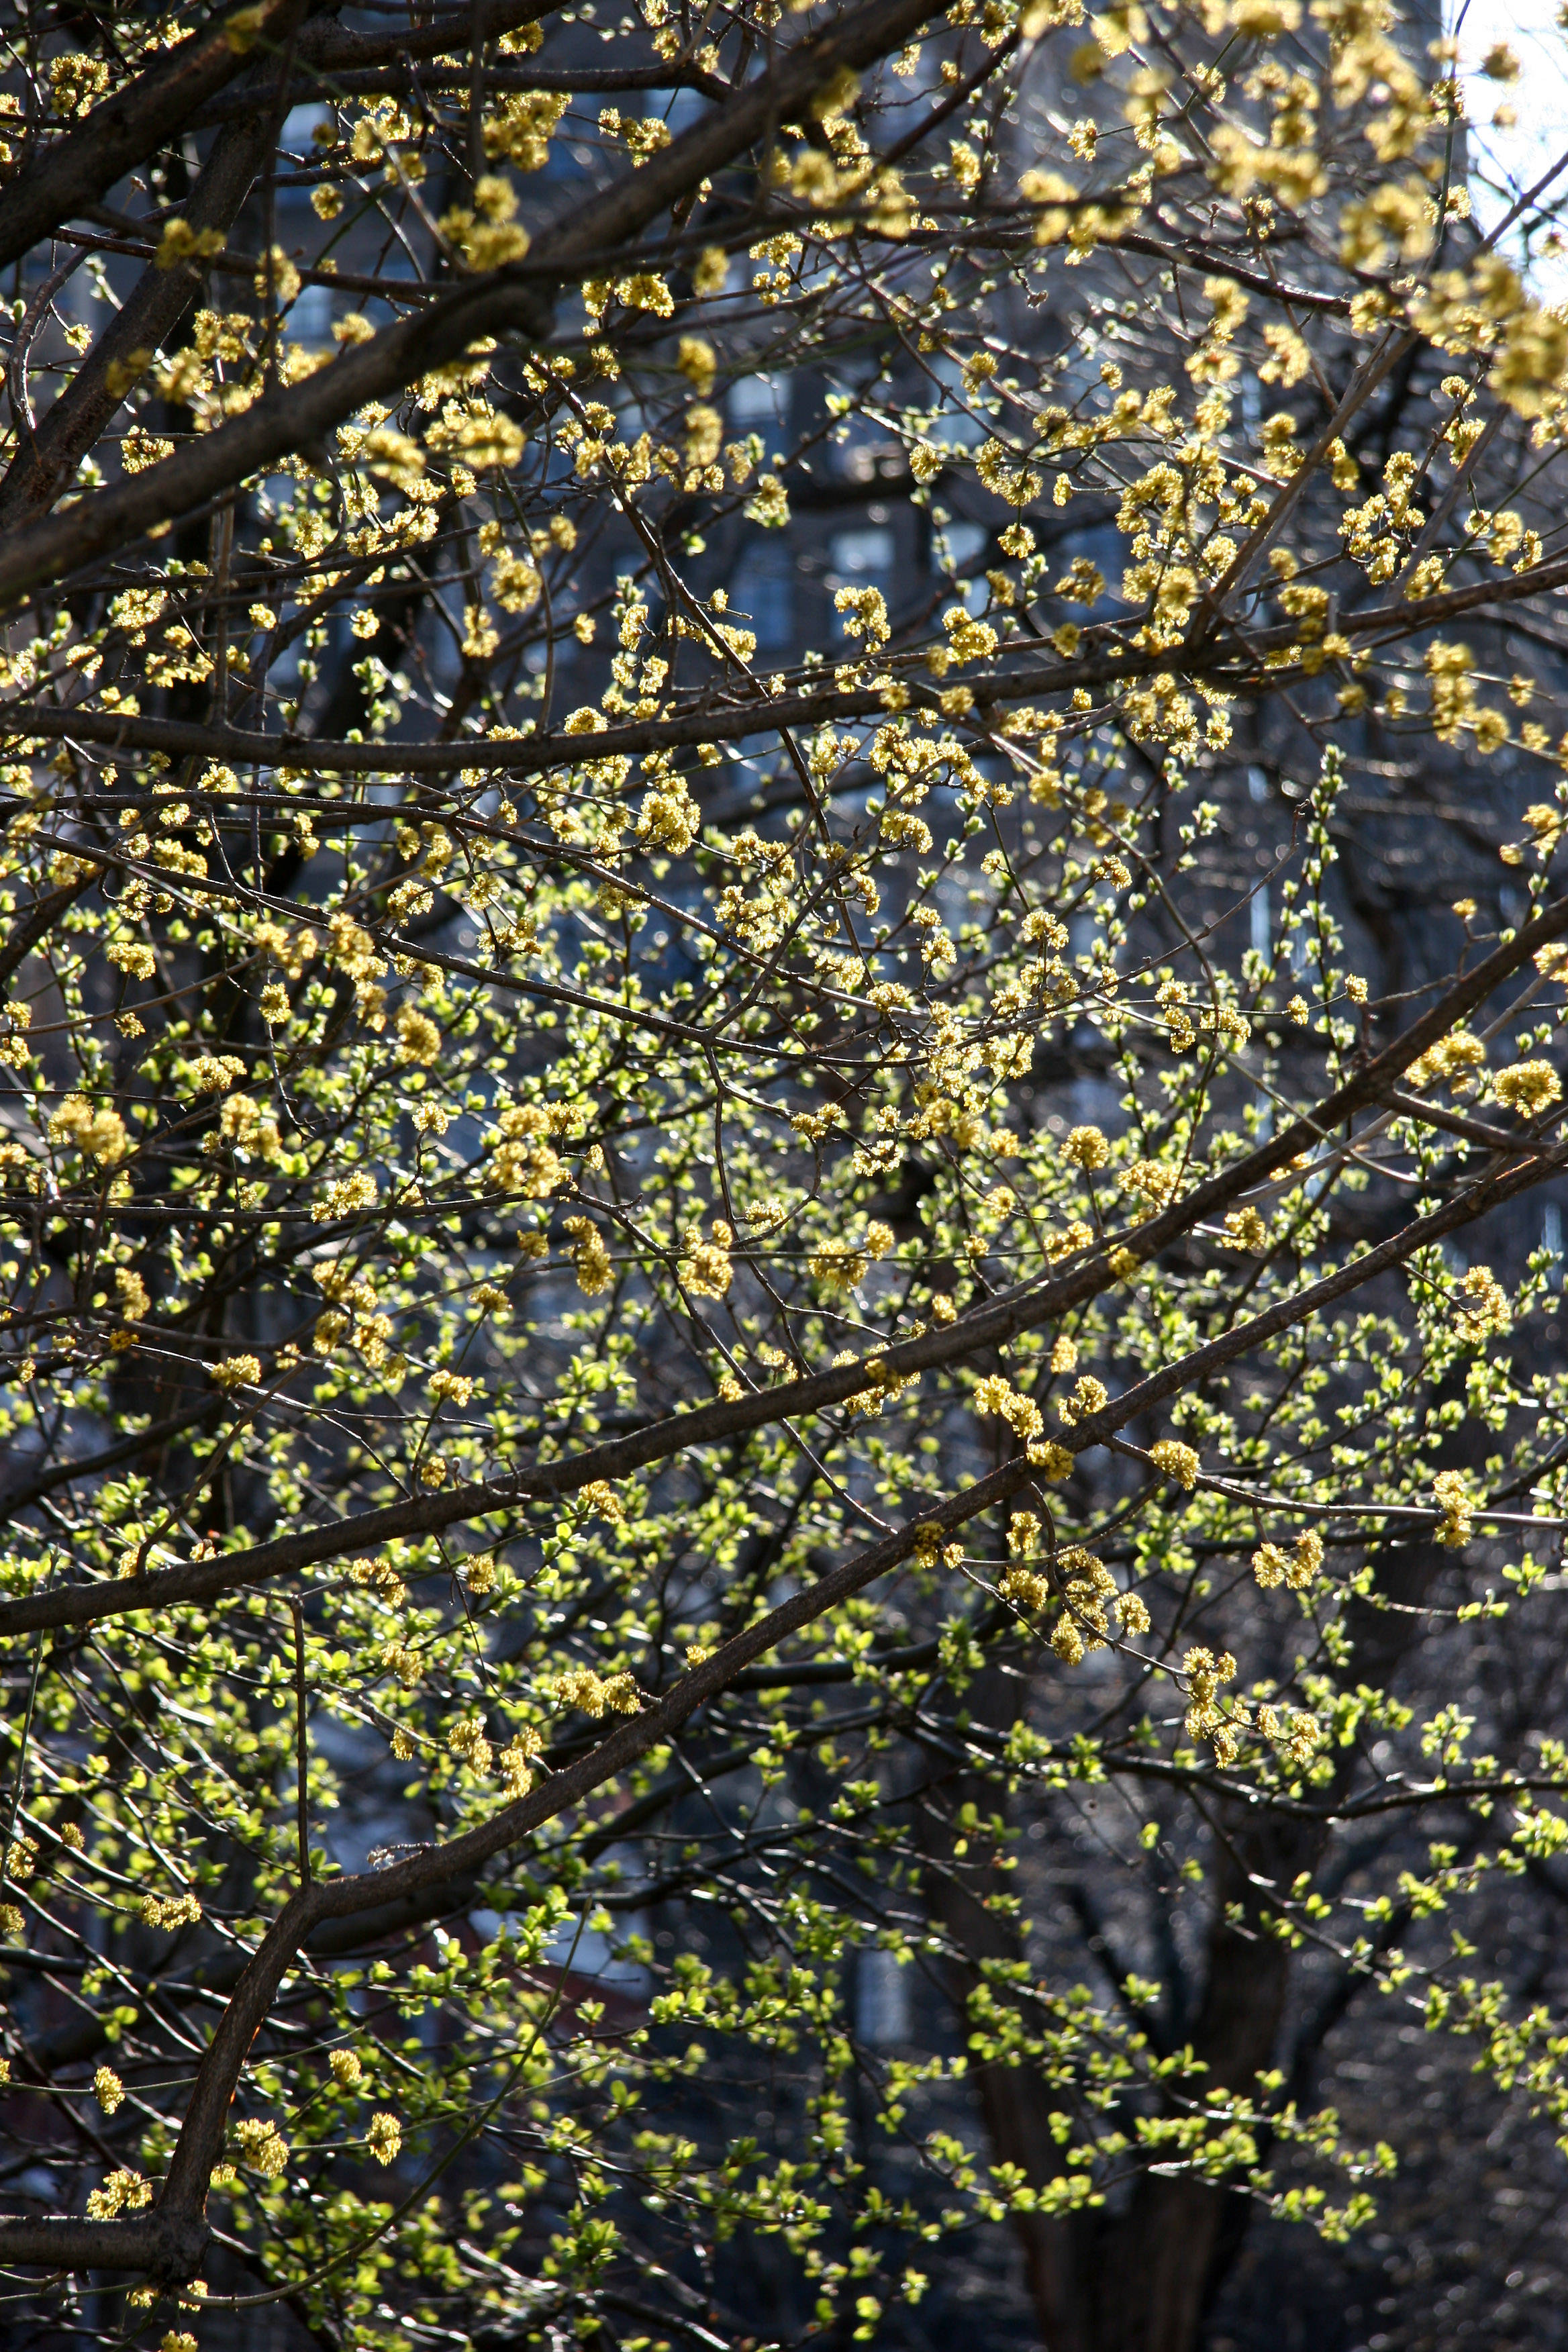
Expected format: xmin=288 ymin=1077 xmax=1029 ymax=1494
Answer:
xmin=289 ymin=1597 xmax=310 ymax=1886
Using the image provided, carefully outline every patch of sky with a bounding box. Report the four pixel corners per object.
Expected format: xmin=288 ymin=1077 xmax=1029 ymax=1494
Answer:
xmin=1454 ymin=0 xmax=1568 ymax=297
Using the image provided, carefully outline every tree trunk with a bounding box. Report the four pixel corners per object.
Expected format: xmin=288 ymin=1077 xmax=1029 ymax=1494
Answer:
xmin=927 ymin=1534 xmax=1454 ymax=2351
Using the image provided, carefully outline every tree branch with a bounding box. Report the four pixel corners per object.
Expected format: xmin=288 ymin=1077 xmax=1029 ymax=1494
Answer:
xmin=0 ymin=0 xmax=309 ymax=278
xmin=0 ymin=1112 xmax=1553 ymax=2274
xmin=0 ymin=891 xmax=1561 ymax=1643
xmin=0 ymin=111 xmax=279 ymax=524
xmin=0 ymin=0 xmax=947 ymax=609
xmin=9 ymin=539 xmax=1567 ymax=769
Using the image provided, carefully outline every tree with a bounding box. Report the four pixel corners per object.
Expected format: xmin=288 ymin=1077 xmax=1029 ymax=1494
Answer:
xmin=3 ymin=0 xmax=1568 ymax=2345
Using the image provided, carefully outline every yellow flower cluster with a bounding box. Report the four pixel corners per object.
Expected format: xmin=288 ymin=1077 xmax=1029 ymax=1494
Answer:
xmin=1253 ymin=1530 xmax=1325 ymax=1589
xmin=1494 ymin=1060 xmax=1562 ymax=1116
xmin=550 ymin=1666 xmax=640 ymax=1717
xmin=86 ymin=2169 xmax=151 ymax=2219
xmin=1061 ymin=1124 xmax=1110 ymax=1169
xmin=1433 ymin=1470 xmax=1475 ymax=1549
xmin=562 ymin=1218 xmax=614 ymax=1296
xmin=234 ymin=2117 xmax=289 ymax=2176
xmin=681 ymin=1221 xmax=734 ymax=1297
xmin=1149 ymin=1439 xmax=1200 ymax=1489
xmin=48 ymin=1096 xmax=128 ymax=1165
xmin=972 ymin=1373 xmax=1044 ymax=1442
